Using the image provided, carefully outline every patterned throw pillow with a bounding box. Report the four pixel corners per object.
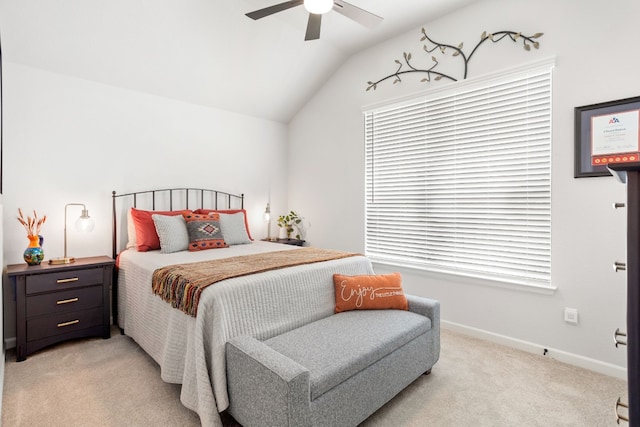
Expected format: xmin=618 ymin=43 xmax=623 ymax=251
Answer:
xmin=183 ymin=213 xmax=228 ymax=251
xmin=333 ymin=272 xmax=408 ymax=313
xmin=193 ymin=209 xmax=254 ymax=240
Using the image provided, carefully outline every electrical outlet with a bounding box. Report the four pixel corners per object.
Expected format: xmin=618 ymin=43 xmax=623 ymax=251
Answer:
xmin=564 ymin=307 xmax=578 ymax=325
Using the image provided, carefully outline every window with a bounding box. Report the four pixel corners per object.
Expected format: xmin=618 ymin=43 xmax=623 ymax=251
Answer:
xmin=364 ymin=60 xmax=553 ymax=288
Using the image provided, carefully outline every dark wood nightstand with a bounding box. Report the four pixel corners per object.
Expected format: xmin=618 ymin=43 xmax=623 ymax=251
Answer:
xmin=7 ymin=256 xmax=115 ymax=361
xmin=262 ymin=238 xmax=306 ymax=246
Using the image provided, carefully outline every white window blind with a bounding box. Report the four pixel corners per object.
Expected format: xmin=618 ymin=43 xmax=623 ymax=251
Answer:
xmin=364 ymin=62 xmax=552 ymax=288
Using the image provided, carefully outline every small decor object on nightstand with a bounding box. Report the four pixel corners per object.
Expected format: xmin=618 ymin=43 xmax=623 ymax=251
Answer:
xmin=17 ymin=209 xmax=46 ymax=266
xmin=277 ymin=210 xmax=304 ymax=240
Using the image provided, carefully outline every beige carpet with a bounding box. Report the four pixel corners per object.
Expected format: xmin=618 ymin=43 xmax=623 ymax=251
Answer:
xmin=2 ymin=327 xmax=628 ymax=427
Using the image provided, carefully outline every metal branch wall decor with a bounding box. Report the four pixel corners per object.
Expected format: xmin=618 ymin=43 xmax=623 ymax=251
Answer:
xmin=366 ymin=28 xmax=543 ymax=91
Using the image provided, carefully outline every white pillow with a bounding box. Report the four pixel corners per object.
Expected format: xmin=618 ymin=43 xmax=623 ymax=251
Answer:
xmin=152 ymin=214 xmax=189 ymax=253
xmin=126 ymin=208 xmax=137 ymax=249
xmin=219 ymin=212 xmax=252 ymax=245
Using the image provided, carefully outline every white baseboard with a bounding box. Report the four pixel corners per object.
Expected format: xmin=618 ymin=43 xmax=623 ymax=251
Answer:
xmin=442 ymin=320 xmax=627 ymax=380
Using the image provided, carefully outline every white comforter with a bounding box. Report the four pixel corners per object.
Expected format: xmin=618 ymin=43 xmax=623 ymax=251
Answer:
xmin=117 ymin=241 xmax=374 ymax=426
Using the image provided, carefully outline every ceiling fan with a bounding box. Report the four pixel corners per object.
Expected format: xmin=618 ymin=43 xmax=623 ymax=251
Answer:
xmin=246 ymin=0 xmax=383 ymax=41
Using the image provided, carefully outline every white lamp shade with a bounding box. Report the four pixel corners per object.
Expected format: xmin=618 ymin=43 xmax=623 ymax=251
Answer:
xmin=264 ymin=202 xmax=271 ymax=222
xmin=304 ymin=0 xmax=333 ymax=14
xmin=75 ymin=214 xmax=95 ymax=232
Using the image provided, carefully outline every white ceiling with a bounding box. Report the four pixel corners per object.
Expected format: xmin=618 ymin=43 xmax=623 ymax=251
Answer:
xmin=0 ymin=0 xmax=478 ymax=123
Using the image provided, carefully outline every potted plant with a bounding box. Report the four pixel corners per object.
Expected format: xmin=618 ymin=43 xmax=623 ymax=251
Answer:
xmin=277 ymin=211 xmax=303 ymax=240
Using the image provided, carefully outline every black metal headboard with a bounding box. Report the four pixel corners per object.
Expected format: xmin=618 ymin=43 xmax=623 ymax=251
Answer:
xmin=111 ymin=187 xmax=244 ymax=259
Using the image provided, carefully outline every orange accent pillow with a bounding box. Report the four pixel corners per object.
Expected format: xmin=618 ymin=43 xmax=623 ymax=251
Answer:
xmin=333 ymin=273 xmax=408 ymax=313
xmin=193 ymin=209 xmax=254 ymax=240
xmin=130 ymin=208 xmax=192 ymax=252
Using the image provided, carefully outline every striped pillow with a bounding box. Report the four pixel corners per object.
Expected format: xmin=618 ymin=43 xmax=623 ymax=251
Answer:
xmin=152 ymin=214 xmax=189 ymax=254
xmin=218 ymin=212 xmax=252 ymax=245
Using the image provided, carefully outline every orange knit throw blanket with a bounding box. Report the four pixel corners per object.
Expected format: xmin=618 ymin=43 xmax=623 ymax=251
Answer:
xmin=152 ymin=248 xmax=360 ymax=316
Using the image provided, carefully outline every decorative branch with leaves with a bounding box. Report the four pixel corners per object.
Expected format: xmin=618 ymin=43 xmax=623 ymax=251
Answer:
xmin=366 ymin=28 xmax=543 ymax=91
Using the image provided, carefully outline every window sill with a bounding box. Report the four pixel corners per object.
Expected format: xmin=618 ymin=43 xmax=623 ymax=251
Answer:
xmin=370 ymin=259 xmax=558 ymax=296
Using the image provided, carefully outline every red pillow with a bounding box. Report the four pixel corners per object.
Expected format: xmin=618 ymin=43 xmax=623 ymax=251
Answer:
xmin=193 ymin=209 xmax=253 ymax=240
xmin=130 ymin=208 xmax=192 ymax=252
xmin=333 ymin=273 xmax=408 ymax=313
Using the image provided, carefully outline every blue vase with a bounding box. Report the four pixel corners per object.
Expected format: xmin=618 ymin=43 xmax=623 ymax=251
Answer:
xmin=24 ymin=235 xmax=44 ymax=266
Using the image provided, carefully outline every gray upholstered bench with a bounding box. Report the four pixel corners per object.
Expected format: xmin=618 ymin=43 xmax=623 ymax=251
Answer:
xmin=225 ymin=295 xmax=440 ymax=426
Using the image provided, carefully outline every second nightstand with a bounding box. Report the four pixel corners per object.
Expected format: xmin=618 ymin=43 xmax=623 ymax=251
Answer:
xmin=262 ymin=238 xmax=306 ymax=246
xmin=7 ymin=256 xmax=114 ymax=361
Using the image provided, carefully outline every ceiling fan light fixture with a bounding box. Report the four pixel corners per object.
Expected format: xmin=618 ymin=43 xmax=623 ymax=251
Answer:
xmin=304 ymin=0 xmax=333 ymax=15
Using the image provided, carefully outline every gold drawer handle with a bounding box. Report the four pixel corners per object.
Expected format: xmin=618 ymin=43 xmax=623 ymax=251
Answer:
xmin=615 ymin=397 xmax=629 ymax=424
xmin=57 ymin=277 xmax=79 ymax=284
xmin=56 ymin=297 xmax=79 ymax=305
xmin=614 ymin=262 xmax=627 ymax=273
xmin=57 ymin=319 xmax=80 ymax=328
xmin=614 ymin=328 xmax=627 ymax=348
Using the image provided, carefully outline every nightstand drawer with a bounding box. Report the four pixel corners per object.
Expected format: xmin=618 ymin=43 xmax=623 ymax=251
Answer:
xmin=26 ymin=286 xmax=103 ymax=318
xmin=27 ymin=307 xmax=103 ymax=342
xmin=25 ymin=268 xmax=104 ymax=295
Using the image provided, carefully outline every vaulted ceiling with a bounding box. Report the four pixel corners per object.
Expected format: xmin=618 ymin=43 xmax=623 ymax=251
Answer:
xmin=0 ymin=0 xmax=478 ymax=123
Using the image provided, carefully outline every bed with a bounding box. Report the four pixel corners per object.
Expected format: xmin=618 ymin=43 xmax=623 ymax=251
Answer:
xmin=111 ymin=188 xmax=375 ymax=426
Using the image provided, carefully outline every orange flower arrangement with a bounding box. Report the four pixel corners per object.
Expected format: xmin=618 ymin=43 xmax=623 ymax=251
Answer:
xmin=17 ymin=209 xmax=46 ymax=237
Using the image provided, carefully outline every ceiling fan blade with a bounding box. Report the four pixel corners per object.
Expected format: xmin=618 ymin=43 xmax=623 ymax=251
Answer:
xmin=333 ymin=0 xmax=383 ymax=28
xmin=305 ymin=13 xmax=322 ymax=41
xmin=246 ymin=0 xmax=304 ymax=20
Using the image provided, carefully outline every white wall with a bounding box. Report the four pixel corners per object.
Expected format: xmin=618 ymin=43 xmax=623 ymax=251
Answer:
xmin=2 ymin=62 xmax=289 ymax=340
xmin=289 ymin=0 xmax=640 ymax=376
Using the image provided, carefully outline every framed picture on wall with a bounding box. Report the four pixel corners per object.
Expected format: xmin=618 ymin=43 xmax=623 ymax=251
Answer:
xmin=575 ymin=95 xmax=640 ymax=178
